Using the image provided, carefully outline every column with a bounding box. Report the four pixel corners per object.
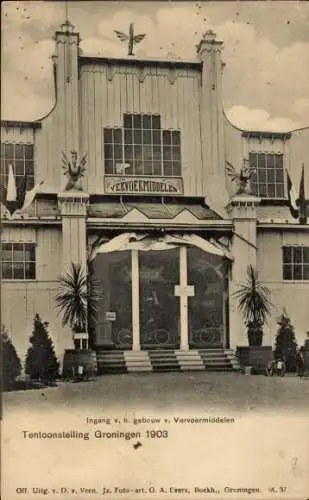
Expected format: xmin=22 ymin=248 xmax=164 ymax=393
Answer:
xmin=174 ymin=247 xmax=195 ymax=351
xmin=131 ymin=249 xmax=140 ymax=351
xmin=226 ymin=194 xmax=260 ymax=350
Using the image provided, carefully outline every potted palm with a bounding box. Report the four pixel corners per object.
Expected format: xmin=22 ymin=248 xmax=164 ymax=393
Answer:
xmin=233 ymin=265 xmax=273 ymax=373
xmin=55 ymin=262 xmax=100 ymax=378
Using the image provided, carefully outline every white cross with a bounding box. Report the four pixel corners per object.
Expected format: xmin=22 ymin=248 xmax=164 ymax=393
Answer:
xmin=174 ymin=247 xmax=195 ymax=350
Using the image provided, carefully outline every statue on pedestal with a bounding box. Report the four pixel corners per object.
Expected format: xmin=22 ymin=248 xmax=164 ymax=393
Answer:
xmin=62 ymin=151 xmax=87 ymax=191
xmin=225 ymin=158 xmax=256 ymax=196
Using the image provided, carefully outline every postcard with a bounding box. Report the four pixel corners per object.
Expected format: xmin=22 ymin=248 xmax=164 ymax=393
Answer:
xmin=1 ymin=1 xmax=309 ymax=500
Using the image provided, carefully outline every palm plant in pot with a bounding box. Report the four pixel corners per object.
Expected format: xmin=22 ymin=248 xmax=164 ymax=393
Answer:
xmin=233 ymin=265 xmax=272 ymax=346
xmin=233 ymin=265 xmax=273 ymax=372
xmin=55 ymin=262 xmax=100 ymax=377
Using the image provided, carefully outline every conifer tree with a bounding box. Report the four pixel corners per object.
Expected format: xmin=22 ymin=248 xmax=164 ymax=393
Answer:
xmin=1 ymin=325 xmax=21 ymax=390
xmin=274 ymin=311 xmax=298 ymax=372
xmin=25 ymin=314 xmax=59 ymax=381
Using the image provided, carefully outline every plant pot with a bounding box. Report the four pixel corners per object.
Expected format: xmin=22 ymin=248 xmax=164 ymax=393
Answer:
xmin=247 ymin=325 xmax=263 ymax=346
xmin=236 ymin=346 xmax=273 ymax=374
xmin=62 ymin=349 xmax=98 ymax=379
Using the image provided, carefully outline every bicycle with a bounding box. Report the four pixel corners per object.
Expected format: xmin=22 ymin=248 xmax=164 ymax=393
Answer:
xmin=265 ymin=359 xmax=286 ymax=377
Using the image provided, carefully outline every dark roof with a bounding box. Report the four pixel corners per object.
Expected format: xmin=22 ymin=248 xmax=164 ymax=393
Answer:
xmin=242 ymin=130 xmax=291 ymax=140
xmin=1 ymin=120 xmax=41 ymax=129
xmin=79 ymin=55 xmax=201 ymax=70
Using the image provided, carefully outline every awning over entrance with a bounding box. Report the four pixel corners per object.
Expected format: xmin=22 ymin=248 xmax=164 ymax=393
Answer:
xmin=90 ymin=232 xmax=233 ymax=261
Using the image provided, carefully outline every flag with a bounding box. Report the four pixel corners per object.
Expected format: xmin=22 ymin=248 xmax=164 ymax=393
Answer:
xmin=286 ymin=170 xmax=298 ymax=219
xmin=20 ymin=181 xmax=44 ymax=213
xmin=297 ymin=163 xmax=306 ymax=224
xmin=6 ymin=164 xmax=17 ymax=202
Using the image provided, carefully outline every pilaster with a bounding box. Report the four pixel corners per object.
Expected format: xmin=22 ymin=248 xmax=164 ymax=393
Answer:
xmin=197 ymin=30 xmax=228 ymax=214
xmin=227 ymin=194 xmax=261 ymax=349
xmin=58 ymin=191 xmax=89 ymax=269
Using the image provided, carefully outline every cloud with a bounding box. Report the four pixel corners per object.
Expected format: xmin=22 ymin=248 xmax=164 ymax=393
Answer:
xmin=227 ymin=105 xmax=300 ymax=132
xmin=1 ymin=2 xmax=309 ymax=128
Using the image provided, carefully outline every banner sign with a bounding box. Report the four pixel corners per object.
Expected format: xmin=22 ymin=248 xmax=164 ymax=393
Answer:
xmin=104 ymin=176 xmax=184 ymax=195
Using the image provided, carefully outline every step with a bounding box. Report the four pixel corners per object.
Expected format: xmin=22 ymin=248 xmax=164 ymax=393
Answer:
xmin=153 ymin=366 xmax=180 ymax=372
xmin=127 ymin=366 xmax=152 ymax=372
xmin=180 ymin=365 xmax=205 ymax=371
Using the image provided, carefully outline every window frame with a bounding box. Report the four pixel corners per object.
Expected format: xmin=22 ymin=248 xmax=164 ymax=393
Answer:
xmin=249 ymin=151 xmax=285 ymax=200
xmin=1 ymin=142 xmax=35 ymax=191
xmin=1 ymin=242 xmax=36 ymax=281
xmin=104 ymin=113 xmax=182 ymax=178
xmin=282 ymin=245 xmax=309 ymax=282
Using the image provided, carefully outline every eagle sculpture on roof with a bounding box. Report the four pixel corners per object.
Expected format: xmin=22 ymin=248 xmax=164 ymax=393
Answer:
xmin=114 ymin=23 xmax=147 ymax=56
xmin=225 ymin=158 xmax=256 ymax=195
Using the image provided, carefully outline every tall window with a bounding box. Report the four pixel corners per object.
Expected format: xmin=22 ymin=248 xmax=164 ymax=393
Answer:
xmin=1 ymin=243 xmax=36 ymax=280
xmin=249 ymin=152 xmax=284 ymax=199
xmin=282 ymin=246 xmax=309 ymax=281
xmin=104 ymin=114 xmax=181 ymax=177
xmin=0 ymin=143 xmax=35 ymax=190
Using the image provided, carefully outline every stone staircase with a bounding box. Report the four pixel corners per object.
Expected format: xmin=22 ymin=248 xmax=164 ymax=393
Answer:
xmin=96 ymin=349 xmax=241 ymax=374
xmin=199 ymin=349 xmax=241 ymax=372
xmin=123 ymin=351 xmax=152 ymax=373
xmin=148 ymin=350 xmax=180 ymax=372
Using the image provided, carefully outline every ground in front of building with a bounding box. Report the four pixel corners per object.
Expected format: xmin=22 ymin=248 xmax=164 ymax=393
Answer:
xmin=3 ymin=372 xmax=309 ymax=414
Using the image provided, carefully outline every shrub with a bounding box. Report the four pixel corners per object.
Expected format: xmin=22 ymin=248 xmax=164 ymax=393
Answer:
xmin=1 ymin=325 xmax=22 ymax=390
xmin=25 ymin=314 xmax=59 ymax=381
xmin=274 ymin=311 xmax=298 ymax=372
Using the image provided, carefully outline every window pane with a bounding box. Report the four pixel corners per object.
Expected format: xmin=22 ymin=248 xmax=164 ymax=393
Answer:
xmin=144 ymin=162 xmax=153 ymax=175
xmin=142 ymin=115 xmax=151 ymax=129
xmin=143 ymin=130 xmax=151 ymax=144
xmin=25 ymin=261 xmax=36 ymax=279
xmin=2 ymin=244 xmax=12 ymax=259
xmin=135 ymin=161 xmax=143 ymax=175
xmin=249 ymin=153 xmax=257 ymax=169
xmin=303 ymin=265 xmax=309 ymax=280
xmin=133 ymin=115 xmax=141 ymax=128
xmin=303 ymin=247 xmax=309 ymax=263
xmin=114 ymin=145 xmax=122 ymax=160
xmin=113 ymin=129 xmax=122 ymax=143
xmin=104 ymin=145 xmax=113 ymax=159
xmin=152 ymin=116 xmax=160 ymax=129
xmin=124 ymin=114 xmax=132 ymax=128
xmin=283 ymin=247 xmax=292 ymax=263
xmin=124 ymin=129 xmax=132 ymax=144
xmin=125 ymin=145 xmax=133 ymax=159
xmin=259 ymin=184 xmax=267 ymax=197
xmin=283 ymin=264 xmax=292 ymax=280
xmin=104 ymin=129 xmax=113 ymax=143
xmin=172 ymin=131 xmax=180 ymax=146
xmin=293 ymin=265 xmax=302 ymax=280
xmin=134 ymin=145 xmax=142 ymax=159
xmin=24 ymin=145 xmax=34 ymax=159
xmin=163 ymin=147 xmax=172 ymax=161
xmin=164 ymin=162 xmax=173 ymax=176
xmin=275 ymin=169 xmax=284 ymax=182
xmin=133 ymin=129 xmax=142 ymax=144
xmin=172 ymin=147 xmax=180 ymax=161
xmin=258 ymin=169 xmax=266 ymax=182
xmin=15 ymin=144 xmax=24 ymax=159
xmin=152 ymin=130 xmax=161 ymax=144
xmin=26 ymin=175 xmax=35 ymax=190
xmin=267 ymin=184 xmax=276 ymax=197
xmin=276 ymin=183 xmax=284 ymax=198
xmin=267 ymin=169 xmax=275 ymax=182
xmin=258 ymin=154 xmax=266 ymax=169
xmin=105 ymin=160 xmax=114 ymax=174
xmin=266 ymin=154 xmax=274 ymax=169
xmin=173 ymin=162 xmax=181 ymax=176
xmin=24 ymin=244 xmax=35 ymax=261
xmin=13 ymin=262 xmax=25 ymax=279
xmin=275 ymin=154 xmax=283 ymax=168
xmin=153 ymin=162 xmax=161 ymax=176
xmin=293 ymin=247 xmax=302 ymax=263
xmin=163 ymin=130 xmax=171 ymax=145
xmin=143 ymin=145 xmax=152 ymax=161
xmin=5 ymin=143 xmax=14 ymax=158
xmin=1 ymin=262 xmax=13 ymax=279
xmin=153 ymin=146 xmax=161 ymax=161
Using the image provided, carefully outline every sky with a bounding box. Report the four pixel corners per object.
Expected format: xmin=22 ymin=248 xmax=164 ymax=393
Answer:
xmin=2 ymin=0 xmax=309 ymax=131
